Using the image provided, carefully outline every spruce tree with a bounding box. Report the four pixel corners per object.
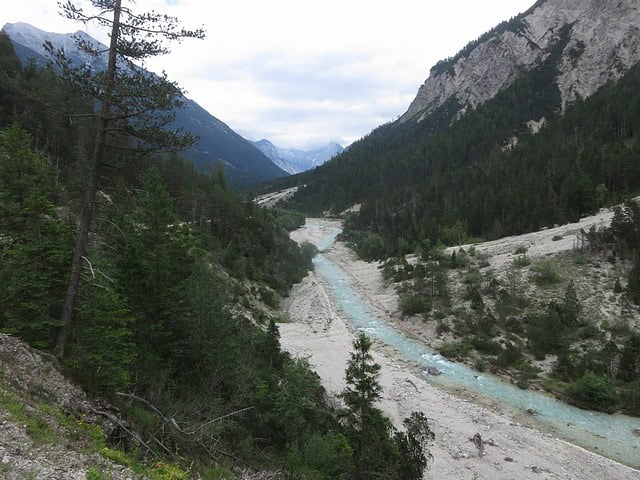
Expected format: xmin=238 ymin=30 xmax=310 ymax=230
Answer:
xmin=0 ymin=124 xmax=72 ymax=349
xmin=341 ymin=333 xmax=387 ymax=480
xmin=627 ymin=256 xmax=640 ymax=305
xmin=53 ymin=0 xmax=204 ymax=356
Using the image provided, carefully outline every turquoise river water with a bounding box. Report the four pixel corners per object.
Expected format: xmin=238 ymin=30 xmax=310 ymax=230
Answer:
xmin=307 ymin=222 xmax=640 ymax=469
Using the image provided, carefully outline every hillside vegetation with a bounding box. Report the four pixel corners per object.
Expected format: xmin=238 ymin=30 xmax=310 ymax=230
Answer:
xmin=280 ymin=42 xmax=640 ymax=257
xmin=384 ymin=200 xmax=640 ymax=415
xmin=0 ymin=21 xmax=434 ymax=479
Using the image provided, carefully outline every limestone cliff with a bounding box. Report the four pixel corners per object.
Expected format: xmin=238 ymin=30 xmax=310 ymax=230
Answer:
xmin=401 ymin=0 xmax=640 ymax=122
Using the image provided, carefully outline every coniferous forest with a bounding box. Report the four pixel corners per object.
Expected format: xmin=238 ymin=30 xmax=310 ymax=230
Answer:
xmin=3 ymin=0 xmax=640 ymax=477
xmin=0 ymin=2 xmax=434 ymax=476
xmin=278 ymin=34 xmax=640 ymax=258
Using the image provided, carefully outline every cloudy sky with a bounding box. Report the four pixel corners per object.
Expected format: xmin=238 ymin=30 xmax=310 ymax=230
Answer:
xmin=4 ymin=0 xmax=535 ymax=149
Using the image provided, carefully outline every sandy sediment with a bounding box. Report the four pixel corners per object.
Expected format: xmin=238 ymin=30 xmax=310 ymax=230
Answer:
xmin=280 ymin=218 xmax=640 ymax=480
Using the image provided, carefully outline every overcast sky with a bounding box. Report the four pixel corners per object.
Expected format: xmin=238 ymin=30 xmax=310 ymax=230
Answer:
xmin=4 ymin=0 xmax=535 ymax=149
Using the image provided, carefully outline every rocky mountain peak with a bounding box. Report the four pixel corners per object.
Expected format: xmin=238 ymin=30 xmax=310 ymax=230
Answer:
xmin=401 ymin=0 xmax=640 ymax=122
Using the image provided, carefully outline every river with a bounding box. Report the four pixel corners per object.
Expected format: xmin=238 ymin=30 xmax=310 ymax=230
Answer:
xmin=300 ymin=219 xmax=640 ymax=471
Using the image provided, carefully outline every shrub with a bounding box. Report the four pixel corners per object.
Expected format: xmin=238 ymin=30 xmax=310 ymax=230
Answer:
xmin=512 ymin=254 xmax=531 ymax=268
xmin=531 ymin=258 xmax=561 ymax=285
xmin=358 ymin=233 xmax=386 ymax=260
xmin=400 ymin=294 xmax=431 ymax=316
xmin=286 ymin=433 xmax=352 ymax=480
xmin=514 ymin=245 xmax=528 ymax=255
xmin=469 ymin=335 xmax=501 ymax=355
xmin=439 ymin=341 xmax=472 ymax=360
xmin=613 ymin=277 xmax=623 ymax=293
xmin=566 ymin=371 xmax=620 ymax=413
xmin=621 ymin=379 xmax=640 ymax=416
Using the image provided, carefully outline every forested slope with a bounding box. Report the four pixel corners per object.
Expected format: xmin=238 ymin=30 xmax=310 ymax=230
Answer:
xmin=0 ymin=28 xmax=434 ymax=479
xmin=281 ymin=32 xmax=640 ymax=258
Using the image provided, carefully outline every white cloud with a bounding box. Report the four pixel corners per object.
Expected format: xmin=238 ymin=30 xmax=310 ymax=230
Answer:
xmin=3 ymin=0 xmax=536 ymax=149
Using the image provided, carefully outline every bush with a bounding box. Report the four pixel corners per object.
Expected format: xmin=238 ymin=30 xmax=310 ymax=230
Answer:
xmin=358 ymin=233 xmax=386 ymax=260
xmin=400 ymin=294 xmax=431 ymax=316
xmin=469 ymin=336 xmax=502 ymax=355
xmin=449 ymin=249 xmax=469 ymax=269
xmin=286 ymin=433 xmax=353 ymax=480
xmin=514 ymin=245 xmax=528 ymax=255
xmin=621 ymin=379 xmax=640 ymax=416
xmin=566 ymin=371 xmax=620 ymax=413
xmin=512 ymin=254 xmax=531 ymax=268
xmin=439 ymin=341 xmax=472 ymax=360
xmin=531 ymin=258 xmax=561 ymax=285
xmin=613 ymin=277 xmax=623 ymax=293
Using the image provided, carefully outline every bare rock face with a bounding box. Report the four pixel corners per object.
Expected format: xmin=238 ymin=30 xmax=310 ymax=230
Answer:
xmin=401 ymin=0 xmax=640 ymax=122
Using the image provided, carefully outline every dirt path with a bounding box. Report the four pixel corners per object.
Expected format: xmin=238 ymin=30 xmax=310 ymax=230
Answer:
xmin=281 ymin=218 xmax=640 ymax=480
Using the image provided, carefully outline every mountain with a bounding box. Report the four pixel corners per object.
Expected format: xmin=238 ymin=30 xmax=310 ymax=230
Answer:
xmin=252 ymin=139 xmax=344 ymax=174
xmin=401 ymin=0 xmax=640 ymax=122
xmin=2 ymin=22 xmax=287 ymax=188
xmin=279 ymin=0 xmax=640 ymax=255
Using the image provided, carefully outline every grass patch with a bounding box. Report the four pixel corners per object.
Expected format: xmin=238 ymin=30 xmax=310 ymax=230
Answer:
xmin=0 ymin=392 xmax=58 ymax=445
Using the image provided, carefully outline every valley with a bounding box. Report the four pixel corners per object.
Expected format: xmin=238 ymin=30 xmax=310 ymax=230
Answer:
xmin=2 ymin=0 xmax=640 ymax=477
xmin=281 ymin=217 xmax=640 ymax=478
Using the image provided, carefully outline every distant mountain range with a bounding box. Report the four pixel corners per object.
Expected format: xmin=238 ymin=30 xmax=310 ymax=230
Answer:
xmin=2 ymin=22 xmax=288 ymax=188
xmin=251 ymin=139 xmax=343 ymax=174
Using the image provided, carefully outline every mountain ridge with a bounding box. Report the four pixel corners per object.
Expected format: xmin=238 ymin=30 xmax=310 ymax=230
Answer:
xmin=2 ymin=21 xmax=288 ymax=188
xmin=401 ymin=0 xmax=640 ymax=123
xmin=252 ymin=138 xmax=344 ymax=174
xmin=277 ymin=0 xmax=640 ymax=256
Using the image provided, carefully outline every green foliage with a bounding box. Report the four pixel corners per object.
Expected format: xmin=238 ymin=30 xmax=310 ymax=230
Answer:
xmin=394 ymin=412 xmax=435 ymax=480
xmin=272 ymin=207 xmax=306 ymax=231
xmin=514 ymin=245 xmax=528 ymax=255
xmin=0 ymin=392 xmax=58 ymax=445
xmin=620 ymin=379 xmax=640 ymax=416
xmin=512 ymin=254 xmax=531 ymax=268
xmin=339 ymin=333 xmax=433 ymax=480
xmin=355 ymin=232 xmax=386 ymax=260
xmin=65 ymin=281 xmax=135 ymax=396
xmin=617 ymin=334 xmax=640 ymax=383
xmin=531 ymin=258 xmax=561 ymax=286
xmin=341 ymin=334 xmax=382 ymax=426
xmin=441 ymin=220 xmax=468 ymax=246
xmin=627 ymin=256 xmax=640 ymax=305
xmin=399 ymin=294 xmax=431 ymax=316
xmin=449 ymin=249 xmax=470 ymax=269
xmin=439 ymin=341 xmax=472 ymax=361
xmin=566 ymin=371 xmax=620 ymax=413
xmin=286 ymin=433 xmax=352 ymax=480
xmin=526 ymin=304 xmax=566 ymax=355
xmin=613 ymin=277 xmax=623 ymax=293
xmin=85 ymin=467 xmax=106 ymax=480
xmin=284 ymin=49 xmax=640 ymax=259
xmin=0 ymin=124 xmax=73 ymax=349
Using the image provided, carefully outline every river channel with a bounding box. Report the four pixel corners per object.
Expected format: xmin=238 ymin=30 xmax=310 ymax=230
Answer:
xmin=307 ymin=221 xmax=640 ymax=469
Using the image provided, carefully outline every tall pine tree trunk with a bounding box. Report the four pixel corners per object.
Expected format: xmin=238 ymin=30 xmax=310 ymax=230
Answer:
xmin=56 ymin=0 xmax=122 ymax=357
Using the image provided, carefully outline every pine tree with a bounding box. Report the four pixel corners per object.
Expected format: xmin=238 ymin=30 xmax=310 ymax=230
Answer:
xmin=627 ymin=256 xmax=640 ymax=305
xmin=394 ymin=412 xmax=435 ymax=480
xmin=53 ymin=0 xmax=205 ymax=356
xmin=0 ymin=124 xmax=72 ymax=348
xmin=340 ymin=333 xmax=387 ymax=480
xmin=561 ymin=279 xmax=581 ymax=325
xmin=116 ymin=169 xmax=194 ymax=378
